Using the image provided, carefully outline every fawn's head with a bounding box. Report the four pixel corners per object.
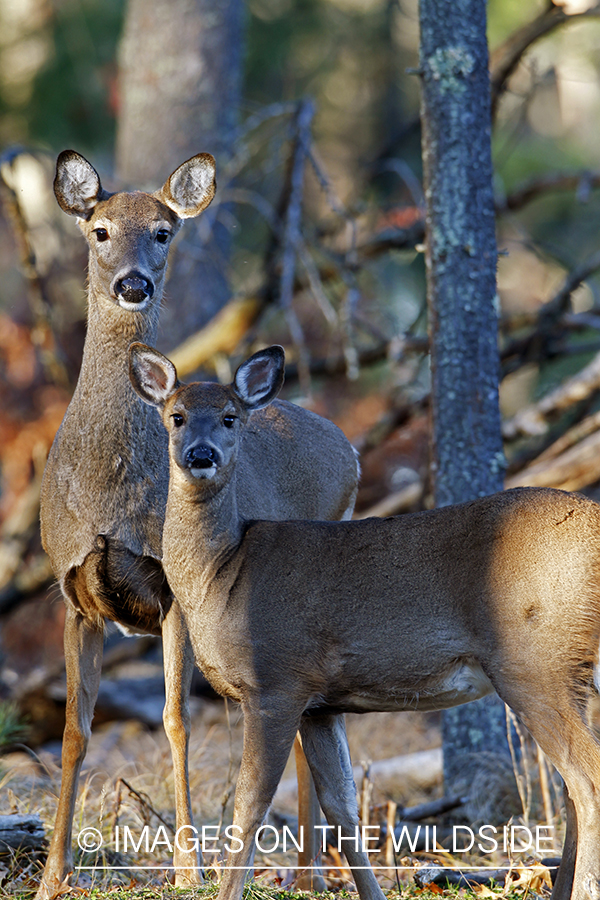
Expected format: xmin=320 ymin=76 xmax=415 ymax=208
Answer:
xmin=128 ymin=343 xmax=285 ymax=491
xmin=54 ymin=150 xmax=216 ymax=312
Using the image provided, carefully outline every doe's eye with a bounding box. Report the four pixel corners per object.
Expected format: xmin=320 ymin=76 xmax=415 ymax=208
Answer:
xmin=171 ymin=413 xmax=185 ymax=427
xmin=93 ymin=228 xmax=109 ymax=242
xmin=156 ymin=229 xmax=170 ymax=244
xmin=223 ymin=416 xmax=236 ymax=429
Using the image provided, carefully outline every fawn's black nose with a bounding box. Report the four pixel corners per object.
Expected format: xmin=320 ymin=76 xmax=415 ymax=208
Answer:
xmin=114 ymin=272 xmax=154 ymax=304
xmin=186 ymin=445 xmax=216 ymax=469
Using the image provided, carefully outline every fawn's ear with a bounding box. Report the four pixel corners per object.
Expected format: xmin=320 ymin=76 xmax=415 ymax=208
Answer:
xmin=129 ymin=342 xmax=179 ymax=408
xmin=233 ymin=346 xmax=285 ymax=411
xmin=54 ymin=150 xmax=108 ymax=219
xmin=155 ymin=153 xmax=216 ymax=219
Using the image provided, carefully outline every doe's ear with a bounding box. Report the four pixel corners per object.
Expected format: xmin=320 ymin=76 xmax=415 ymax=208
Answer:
xmin=54 ymin=150 xmax=107 ymax=219
xmin=155 ymin=153 xmax=216 ymax=219
xmin=129 ymin=343 xmax=179 ymax=408
xmin=233 ymin=346 xmax=285 ymax=411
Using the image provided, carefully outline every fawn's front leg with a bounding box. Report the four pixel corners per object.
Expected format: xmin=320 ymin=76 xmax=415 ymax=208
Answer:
xmin=217 ymin=700 xmax=301 ymax=900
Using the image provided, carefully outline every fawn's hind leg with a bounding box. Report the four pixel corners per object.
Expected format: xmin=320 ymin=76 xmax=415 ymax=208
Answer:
xmin=495 ymin=674 xmax=600 ymax=900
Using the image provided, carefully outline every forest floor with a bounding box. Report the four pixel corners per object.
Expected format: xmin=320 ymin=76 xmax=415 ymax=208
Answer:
xmin=1 ymin=698 xmax=559 ymax=899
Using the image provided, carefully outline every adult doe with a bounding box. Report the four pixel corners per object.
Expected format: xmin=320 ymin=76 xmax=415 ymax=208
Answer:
xmin=37 ymin=152 xmax=358 ymax=898
xmin=130 ymin=340 xmax=600 ymax=900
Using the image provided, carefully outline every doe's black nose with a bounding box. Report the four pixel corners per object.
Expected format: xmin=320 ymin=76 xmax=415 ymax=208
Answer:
xmin=186 ymin=445 xmax=216 ymax=469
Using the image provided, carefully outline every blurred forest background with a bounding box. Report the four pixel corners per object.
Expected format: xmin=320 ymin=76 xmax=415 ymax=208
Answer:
xmin=2 ymin=0 xmax=600 ymax=885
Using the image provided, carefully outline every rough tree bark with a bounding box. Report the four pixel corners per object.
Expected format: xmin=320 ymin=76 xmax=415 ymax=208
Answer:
xmin=115 ymin=0 xmax=244 ymax=350
xmin=419 ymin=0 xmax=508 ymax=790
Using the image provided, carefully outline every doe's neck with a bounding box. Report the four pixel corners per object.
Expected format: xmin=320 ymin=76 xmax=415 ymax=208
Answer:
xmin=78 ymin=286 xmax=160 ymax=391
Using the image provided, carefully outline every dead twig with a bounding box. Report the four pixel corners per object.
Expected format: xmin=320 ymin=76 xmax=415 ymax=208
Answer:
xmin=542 ymin=249 xmax=600 ymax=323
xmin=537 ymin=745 xmax=555 ymax=827
xmin=111 ymin=777 xmax=175 ymax=836
xmin=506 ymin=706 xmax=532 ymax=826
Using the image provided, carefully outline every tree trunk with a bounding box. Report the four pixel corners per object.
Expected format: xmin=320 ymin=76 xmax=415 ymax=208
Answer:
xmin=419 ymin=0 xmax=509 ymax=790
xmin=115 ymin=0 xmax=244 ymax=351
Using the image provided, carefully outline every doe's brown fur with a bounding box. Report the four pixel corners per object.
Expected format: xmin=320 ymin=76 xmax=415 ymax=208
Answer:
xmin=37 ymin=153 xmax=358 ymax=899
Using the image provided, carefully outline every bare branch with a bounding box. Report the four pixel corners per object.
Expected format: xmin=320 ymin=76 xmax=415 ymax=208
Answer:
xmin=279 ymin=99 xmax=316 ymax=394
xmin=545 ymin=249 xmax=600 ymax=318
xmin=0 ymin=151 xmax=70 ymax=388
xmin=490 ymin=1 xmax=600 ymax=121
xmin=498 ymin=170 xmax=600 ymax=214
xmin=501 ymin=249 xmax=600 ymax=370
xmin=354 ymin=482 xmax=423 ymax=519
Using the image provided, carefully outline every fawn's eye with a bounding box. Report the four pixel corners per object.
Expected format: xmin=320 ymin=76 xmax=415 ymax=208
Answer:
xmin=223 ymin=416 xmax=236 ymax=428
xmin=93 ymin=228 xmax=109 ymax=242
xmin=171 ymin=413 xmax=185 ymax=427
xmin=156 ymin=229 xmax=170 ymax=244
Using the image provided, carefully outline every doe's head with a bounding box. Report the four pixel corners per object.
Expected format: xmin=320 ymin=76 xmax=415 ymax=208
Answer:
xmin=54 ymin=150 xmax=216 ymax=312
xmin=128 ymin=343 xmax=285 ymax=488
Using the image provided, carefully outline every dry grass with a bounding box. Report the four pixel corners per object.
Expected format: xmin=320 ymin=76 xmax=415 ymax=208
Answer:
xmin=0 ymin=700 xmax=441 ymax=894
xmin=0 ymin=699 xmax=560 ymax=899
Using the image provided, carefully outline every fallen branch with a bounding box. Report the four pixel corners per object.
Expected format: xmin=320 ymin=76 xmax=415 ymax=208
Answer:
xmin=0 ymin=814 xmax=46 ymax=855
xmin=506 ymin=428 xmax=600 ymax=493
xmin=401 ymin=794 xmax=466 ymax=822
xmin=354 ymin=483 xmax=423 ymax=520
xmin=415 ymin=861 xmax=556 ymax=890
xmin=503 ymin=348 xmax=600 ymax=439
xmin=274 ymin=748 xmax=442 ymax=808
xmin=168 ymin=296 xmax=264 ymax=378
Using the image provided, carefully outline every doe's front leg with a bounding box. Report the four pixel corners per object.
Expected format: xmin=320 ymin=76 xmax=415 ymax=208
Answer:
xmin=35 ymin=604 xmax=103 ymax=899
xmin=294 ymin=734 xmax=327 ymax=891
xmin=161 ymin=600 xmax=204 ymax=885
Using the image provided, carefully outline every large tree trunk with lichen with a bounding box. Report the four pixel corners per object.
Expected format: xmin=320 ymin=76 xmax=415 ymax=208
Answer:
xmin=115 ymin=0 xmax=244 ymax=351
xmin=419 ymin=0 xmax=510 ymax=792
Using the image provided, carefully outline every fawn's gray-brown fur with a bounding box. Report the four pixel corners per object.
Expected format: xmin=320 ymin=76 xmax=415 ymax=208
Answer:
xmin=130 ymin=340 xmax=600 ymax=900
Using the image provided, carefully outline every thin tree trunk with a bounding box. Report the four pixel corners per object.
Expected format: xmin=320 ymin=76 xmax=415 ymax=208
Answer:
xmin=419 ymin=0 xmax=508 ymax=790
xmin=115 ymin=0 xmax=244 ymax=350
